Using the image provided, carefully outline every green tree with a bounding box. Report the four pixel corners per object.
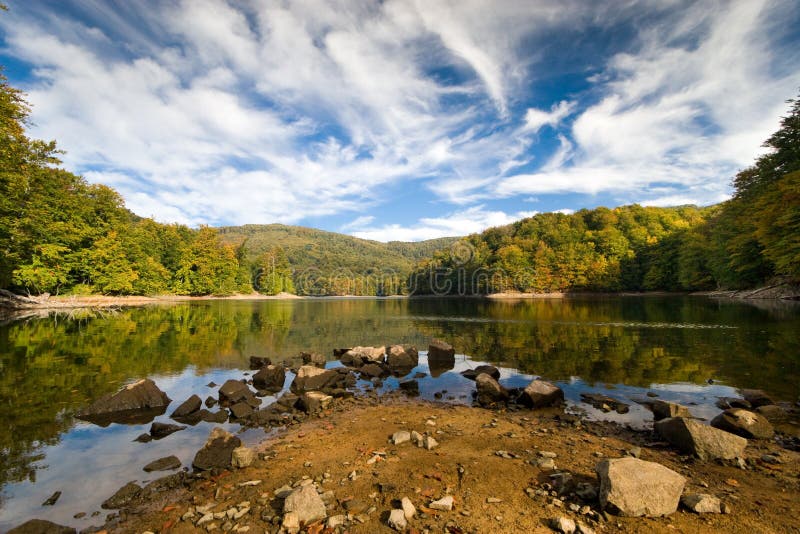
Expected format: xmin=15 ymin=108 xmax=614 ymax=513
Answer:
xmin=256 ymin=246 xmax=294 ymax=295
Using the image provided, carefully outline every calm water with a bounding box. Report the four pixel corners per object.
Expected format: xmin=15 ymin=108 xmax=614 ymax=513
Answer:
xmin=1 ymin=296 xmax=799 ymax=530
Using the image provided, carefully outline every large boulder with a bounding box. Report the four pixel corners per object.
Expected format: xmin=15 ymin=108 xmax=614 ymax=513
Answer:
xmin=171 ymin=394 xmax=202 ymax=418
xmin=297 ymin=391 xmax=333 ymax=413
xmin=192 ymin=427 xmax=242 ymax=471
xmin=710 ymin=408 xmax=774 ymax=439
xmin=461 ymin=365 xmax=500 ymax=381
xmin=475 ymin=373 xmax=509 ymax=407
xmin=652 ymin=400 xmax=691 ymax=421
xmin=249 ymin=356 xmax=271 ymax=370
xmin=77 ymin=379 xmax=170 ymax=425
xmin=143 ymin=455 xmax=181 ymax=472
xmin=283 ymin=485 xmax=327 ymax=524
xmin=340 ymin=346 xmax=386 ymax=367
xmin=218 ymin=379 xmax=258 ymax=406
xmin=427 ymin=339 xmax=455 ymax=377
xmin=520 ymin=379 xmax=564 ymax=408
xmin=654 ymin=417 xmax=747 ymax=461
xmin=596 ymin=457 xmax=685 ymax=517
xmin=291 ymin=366 xmax=354 ymax=394
xmin=7 ymin=519 xmax=76 ymax=534
xmin=740 ymin=388 xmax=774 ymax=408
xmin=386 ymin=345 xmax=419 ymax=372
xmin=253 ymin=364 xmax=286 ymax=391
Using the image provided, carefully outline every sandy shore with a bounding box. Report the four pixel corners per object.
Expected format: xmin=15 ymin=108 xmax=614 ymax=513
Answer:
xmin=39 ymin=395 xmax=799 ymax=534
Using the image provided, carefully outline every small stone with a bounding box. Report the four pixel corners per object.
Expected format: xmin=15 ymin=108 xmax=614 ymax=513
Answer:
xmin=143 ymin=455 xmax=181 ymax=472
xmin=401 ymin=496 xmax=416 ymax=520
xmin=537 ymin=458 xmax=556 ymax=470
xmin=283 ymin=485 xmax=327 ymax=524
xmin=281 ymin=511 xmax=300 ymax=533
xmin=392 ymin=431 xmax=411 ymax=445
xmin=429 ymin=495 xmax=454 ymax=511
xmin=423 ymin=435 xmax=439 ymax=450
xmin=232 ymin=446 xmax=256 ymax=468
xmin=538 ymin=451 xmax=557 ymax=458
xmin=761 ymin=454 xmax=780 ymax=464
xmin=387 ymin=508 xmax=408 ymax=531
xmin=626 ymin=446 xmax=642 ymax=458
xmin=411 ymin=430 xmax=424 ymax=446
xmin=327 ymin=515 xmax=346 ymax=528
xmin=681 ymin=493 xmax=721 ymax=514
xmin=486 ymin=497 xmax=502 ymax=504
xmin=550 ymin=516 xmax=576 ymax=533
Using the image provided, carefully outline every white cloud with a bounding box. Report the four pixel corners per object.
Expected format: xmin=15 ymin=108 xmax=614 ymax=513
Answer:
xmin=524 ymin=100 xmax=575 ymax=133
xmin=350 ymin=205 xmax=538 ymax=242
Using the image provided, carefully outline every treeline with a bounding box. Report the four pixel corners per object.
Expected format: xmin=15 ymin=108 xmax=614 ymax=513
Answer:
xmin=0 ymin=72 xmax=251 ymax=296
xmin=410 ymin=95 xmax=800 ymax=295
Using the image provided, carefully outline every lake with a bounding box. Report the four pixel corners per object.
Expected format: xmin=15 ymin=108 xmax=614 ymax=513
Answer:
xmin=1 ymin=296 xmax=798 ymax=530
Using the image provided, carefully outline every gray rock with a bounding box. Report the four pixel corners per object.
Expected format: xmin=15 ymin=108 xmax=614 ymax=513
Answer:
xmin=171 ymin=394 xmax=202 ymax=417
xmin=297 ymin=391 xmax=333 ymax=413
xmin=596 ymin=457 xmax=685 ymax=517
xmin=521 ymin=379 xmax=564 ymax=408
xmin=283 ymin=485 xmax=327 ymax=524
xmin=387 ymin=508 xmax=407 ymax=531
xmin=429 ymin=495 xmax=454 ymax=511
xmin=581 ymin=392 xmax=629 ymax=414
xmin=392 ymin=431 xmax=411 ymax=445
xmin=681 ymin=493 xmax=721 ymax=514
xmin=386 ymin=345 xmax=419 ymax=372
xmin=461 ymin=365 xmax=500 ymax=381
xmin=192 ymin=427 xmax=242 ymax=471
xmin=340 ymin=346 xmax=386 ymax=366
xmin=143 ymin=455 xmax=181 ymax=472
xmin=253 ymin=365 xmax=286 ymax=390
xmin=300 ymin=351 xmax=326 ymax=367
xmin=475 ymin=373 xmax=509 ymax=407
xmin=101 ymin=481 xmax=142 ymax=509
xmin=77 ymin=379 xmax=170 ymax=423
xmin=427 ymin=339 xmax=455 ymax=377
xmin=150 ymin=422 xmax=185 ymax=439
xmin=651 ymin=400 xmax=691 ymax=421
xmin=740 ymin=388 xmax=774 ymax=408
xmin=711 ymin=408 xmax=774 ymax=439
xmin=550 ymin=516 xmax=576 ymax=533
xmin=232 ymin=446 xmax=256 ymax=468
xmin=7 ymin=519 xmax=76 ymax=534
xmin=654 ymin=417 xmax=747 ymax=461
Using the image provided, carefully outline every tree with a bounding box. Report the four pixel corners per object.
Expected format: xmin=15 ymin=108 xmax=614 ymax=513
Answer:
xmin=255 ymin=246 xmax=294 ymax=295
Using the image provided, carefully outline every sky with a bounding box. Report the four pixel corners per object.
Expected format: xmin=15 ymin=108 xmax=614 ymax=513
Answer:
xmin=1 ymin=1 xmax=799 ymax=242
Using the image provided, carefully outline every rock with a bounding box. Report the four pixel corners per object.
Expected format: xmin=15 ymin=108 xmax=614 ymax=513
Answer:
xmin=282 ymin=511 xmax=300 ymax=533
xmin=76 ymin=379 xmax=170 ymax=424
xmin=219 ymin=379 xmax=256 ymax=406
xmin=429 ymin=495 xmax=454 ymax=511
xmin=340 ymin=346 xmax=386 ymax=366
xmin=171 ymin=394 xmax=202 ymax=418
xmin=411 ymin=430 xmax=423 ymax=446
xmin=297 ymin=391 xmax=333 ymax=413
xmin=401 ymin=496 xmax=416 ymax=520
xmin=520 ymin=379 xmax=564 ymax=408
xmin=596 ymin=457 xmax=685 ymax=517
xmin=716 ymin=397 xmax=751 ymax=410
xmin=192 ymin=427 xmax=242 ymax=471
xmin=101 ymin=481 xmax=142 ymax=509
xmin=134 ymin=433 xmax=152 ymax=443
xmin=291 ymin=366 xmax=354 ymax=394
xmin=205 ymin=396 xmax=217 ymax=408
xmin=711 ymin=408 xmax=774 ymax=439
xmin=681 ymin=493 xmax=721 ymax=514
xmin=755 ymin=404 xmax=790 ymax=423
xmin=654 ymin=417 xmax=747 ymax=461
xmin=143 ymin=455 xmax=181 ymax=472
xmin=651 ymin=400 xmax=691 ymax=421
xmin=7 ymin=519 xmax=76 ymax=534
xmin=740 ymin=388 xmax=774 ymax=408
xmin=427 ymin=339 xmax=455 ymax=377
xmin=200 ymin=409 xmax=229 ymax=423
xmin=359 ymin=363 xmax=386 ymax=378
xmin=550 ymin=516 xmax=576 ymax=533
xmin=386 ymin=345 xmax=419 ymax=372
xmin=232 ymin=446 xmax=256 ymax=468
xmin=423 ymin=435 xmax=439 ymax=450
xmin=399 ymin=379 xmax=419 ymax=395
xmin=581 ymin=393 xmax=629 ymax=414
xmin=150 ymin=422 xmax=185 ymax=439
xmin=249 ymin=356 xmax=271 ymax=369
xmin=300 ymin=351 xmax=326 ymax=367
xmin=229 ymin=401 xmax=255 ymax=419
xmin=475 ymin=373 xmax=509 ymax=406
xmin=252 ymin=365 xmax=286 ymax=390
xmin=387 ymin=508 xmax=407 ymax=531
xmin=42 ymin=491 xmax=61 ymax=506
xmin=327 ymin=515 xmax=346 ymax=528
xmin=392 ymin=431 xmax=411 ymax=445
xmin=283 ymin=485 xmax=327 ymax=524
xmin=460 ymin=365 xmax=500 ymax=381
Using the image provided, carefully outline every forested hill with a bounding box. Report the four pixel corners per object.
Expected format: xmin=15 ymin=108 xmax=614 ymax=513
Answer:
xmin=217 ymin=224 xmax=457 ymax=276
xmin=411 ymin=96 xmax=800 ymax=295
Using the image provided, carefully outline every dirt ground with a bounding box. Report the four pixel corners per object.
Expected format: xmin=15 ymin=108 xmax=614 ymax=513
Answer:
xmin=88 ymin=394 xmax=799 ymax=534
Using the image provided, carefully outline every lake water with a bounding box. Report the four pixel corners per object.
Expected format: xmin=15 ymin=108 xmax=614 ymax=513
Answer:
xmin=1 ymin=296 xmax=798 ymax=530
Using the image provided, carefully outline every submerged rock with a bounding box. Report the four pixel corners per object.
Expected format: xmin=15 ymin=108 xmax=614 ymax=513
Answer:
xmin=399 ymin=379 xmax=419 ymax=396
xmin=581 ymin=393 xmax=630 ymax=414
xmin=596 ymin=457 xmax=685 ymax=517
xmin=711 ymin=408 xmax=774 ymax=439
xmin=740 ymin=388 xmax=774 ymax=408
xmin=427 ymin=339 xmax=455 ymax=377
xmin=654 ymin=417 xmax=747 ymax=460
xmin=192 ymin=427 xmax=242 ymax=471
xmin=76 ymin=379 xmax=170 ymax=425
xmin=143 ymin=455 xmax=181 ymax=472
xmin=520 ymin=379 xmax=564 ymax=408
xmin=253 ymin=364 xmax=286 ymax=391
xmin=101 ymin=481 xmax=142 ymax=509
xmin=171 ymin=394 xmax=202 ymax=418
xmin=475 ymin=373 xmax=509 ymax=407
xmin=461 ymin=365 xmax=500 ymax=381
xmin=150 ymin=422 xmax=186 ymax=439
xmin=7 ymin=519 xmax=76 ymax=534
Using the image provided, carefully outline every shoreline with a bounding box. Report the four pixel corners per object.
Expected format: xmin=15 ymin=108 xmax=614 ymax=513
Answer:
xmin=15 ymin=394 xmax=798 ymax=534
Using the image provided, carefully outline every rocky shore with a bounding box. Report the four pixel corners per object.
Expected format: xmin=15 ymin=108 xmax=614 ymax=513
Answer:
xmin=8 ymin=341 xmax=800 ymax=534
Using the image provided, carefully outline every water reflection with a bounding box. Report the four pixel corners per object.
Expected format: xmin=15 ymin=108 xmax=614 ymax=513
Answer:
xmin=0 ymin=296 xmax=798 ymax=530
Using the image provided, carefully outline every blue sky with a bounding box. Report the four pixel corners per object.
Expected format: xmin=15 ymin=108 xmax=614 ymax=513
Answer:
xmin=1 ymin=0 xmax=799 ymax=241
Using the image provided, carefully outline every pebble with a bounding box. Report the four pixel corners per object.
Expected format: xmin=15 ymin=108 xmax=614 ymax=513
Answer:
xmin=401 ymin=496 xmax=416 ymax=520
xmin=486 ymin=497 xmax=502 ymax=503
xmin=423 ymin=435 xmax=439 ymax=450
xmin=388 ymin=508 xmax=408 ymax=531
xmin=550 ymin=516 xmax=576 ymax=533
xmin=538 ymin=451 xmax=557 ymax=458
xmin=429 ymin=495 xmax=454 ymax=511
xmin=392 ymin=431 xmax=411 ymax=445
